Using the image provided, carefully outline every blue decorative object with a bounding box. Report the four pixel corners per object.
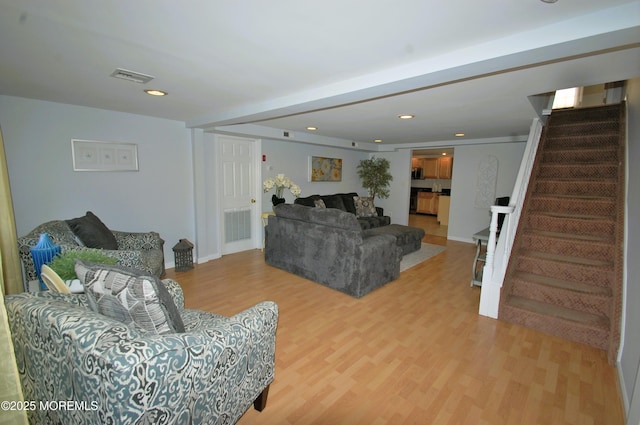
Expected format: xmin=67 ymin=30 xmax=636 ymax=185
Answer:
xmin=30 ymin=233 xmax=61 ymax=290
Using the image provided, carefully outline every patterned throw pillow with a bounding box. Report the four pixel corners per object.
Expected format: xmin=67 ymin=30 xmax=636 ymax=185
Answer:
xmin=353 ymin=196 xmax=377 ymax=217
xmin=75 ymin=259 xmax=185 ymax=335
xmin=314 ymin=199 xmax=327 ymax=208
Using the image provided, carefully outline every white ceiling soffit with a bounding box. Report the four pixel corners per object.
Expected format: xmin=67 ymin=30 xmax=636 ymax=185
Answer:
xmin=0 ymin=1 xmax=638 ymax=147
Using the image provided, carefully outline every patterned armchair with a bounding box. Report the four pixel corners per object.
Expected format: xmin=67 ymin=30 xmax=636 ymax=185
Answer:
xmin=17 ymin=215 xmax=165 ymax=285
xmin=5 ymin=279 xmax=279 ymax=425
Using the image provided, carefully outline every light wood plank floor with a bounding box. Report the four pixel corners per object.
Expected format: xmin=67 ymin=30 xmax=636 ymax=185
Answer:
xmin=164 ymin=236 xmax=623 ymax=425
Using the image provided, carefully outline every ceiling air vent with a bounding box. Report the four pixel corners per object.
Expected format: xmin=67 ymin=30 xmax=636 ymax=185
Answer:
xmin=110 ymin=68 xmax=154 ymax=84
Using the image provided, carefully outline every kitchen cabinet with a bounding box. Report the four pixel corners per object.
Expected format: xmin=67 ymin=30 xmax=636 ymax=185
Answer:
xmin=438 ymin=157 xmax=453 ymax=179
xmin=437 ymin=195 xmax=450 ymax=225
xmin=422 ymin=158 xmax=439 ymax=178
xmin=417 ymin=192 xmax=439 ymax=215
xmin=421 ymin=157 xmax=453 ymax=179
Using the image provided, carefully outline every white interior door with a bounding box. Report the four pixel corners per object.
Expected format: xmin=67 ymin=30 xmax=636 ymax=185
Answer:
xmin=218 ymin=135 xmax=259 ymax=254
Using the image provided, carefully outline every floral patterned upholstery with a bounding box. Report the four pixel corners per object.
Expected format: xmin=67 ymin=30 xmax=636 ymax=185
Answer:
xmin=17 ymin=219 xmax=165 ymax=285
xmin=5 ymin=279 xmax=278 ymax=425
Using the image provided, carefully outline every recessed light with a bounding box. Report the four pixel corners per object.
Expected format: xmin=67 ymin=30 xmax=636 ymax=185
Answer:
xmin=306 ymin=126 xmax=318 ymax=131
xmin=144 ymin=89 xmax=167 ymax=96
xmin=540 ymin=0 xmax=558 ymax=3
xmin=442 ymin=152 xmax=447 ymax=156
xmin=374 ymin=139 xmax=383 ymax=143
xmin=455 ymin=133 xmax=465 ymax=137
xmin=398 ymin=114 xmax=415 ymax=120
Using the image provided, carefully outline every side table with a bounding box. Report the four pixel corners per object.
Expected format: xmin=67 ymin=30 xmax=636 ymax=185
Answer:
xmin=471 ymin=227 xmax=490 ymax=287
xmin=261 ymin=211 xmax=275 ymax=250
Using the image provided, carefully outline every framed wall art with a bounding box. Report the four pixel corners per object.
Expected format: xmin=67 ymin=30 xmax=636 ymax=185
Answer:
xmin=72 ymin=139 xmax=139 ymax=171
xmin=309 ymin=156 xmax=342 ymax=182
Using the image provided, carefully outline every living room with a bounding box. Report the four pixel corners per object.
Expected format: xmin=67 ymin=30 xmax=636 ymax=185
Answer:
xmin=0 ymin=95 xmax=529 ymax=262
xmin=1 ymin=1 xmax=640 ymax=424
xmin=2 ymin=86 xmax=639 ymax=422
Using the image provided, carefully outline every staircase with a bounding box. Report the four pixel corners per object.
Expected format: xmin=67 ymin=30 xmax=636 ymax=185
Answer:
xmin=498 ymin=103 xmax=625 ymax=363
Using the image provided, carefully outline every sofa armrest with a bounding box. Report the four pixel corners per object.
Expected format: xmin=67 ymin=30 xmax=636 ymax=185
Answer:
xmin=161 ymin=278 xmax=185 ymax=311
xmin=102 ymin=301 xmax=279 ymax=424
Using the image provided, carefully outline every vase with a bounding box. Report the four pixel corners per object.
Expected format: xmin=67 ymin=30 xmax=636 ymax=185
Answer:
xmin=272 ymin=194 xmax=285 ymax=210
xmin=30 ymin=233 xmax=61 ymax=290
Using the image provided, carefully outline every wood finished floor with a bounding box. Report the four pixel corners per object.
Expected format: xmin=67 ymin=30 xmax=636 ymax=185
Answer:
xmin=164 ymin=234 xmax=623 ymax=424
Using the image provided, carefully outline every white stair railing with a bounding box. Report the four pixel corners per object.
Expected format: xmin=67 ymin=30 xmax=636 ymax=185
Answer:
xmin=478 ymin=118 xmax=543 ymax=318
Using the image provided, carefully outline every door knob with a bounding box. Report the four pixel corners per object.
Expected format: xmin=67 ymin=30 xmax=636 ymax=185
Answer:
xmin=250 ymin=198 xmax=256 ymax=203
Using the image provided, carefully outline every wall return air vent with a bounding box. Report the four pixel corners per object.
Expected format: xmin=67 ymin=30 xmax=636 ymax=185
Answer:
xmin=110 ymin=68 xmax=154 ymax=84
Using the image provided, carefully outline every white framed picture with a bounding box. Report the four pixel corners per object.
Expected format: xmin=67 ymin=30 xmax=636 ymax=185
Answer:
xmin=72 ymin=139 xmax=138 ymax=171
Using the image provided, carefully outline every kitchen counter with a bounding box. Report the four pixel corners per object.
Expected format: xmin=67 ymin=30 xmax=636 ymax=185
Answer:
xmin=410 ymin=187 xmax=450 ymax=213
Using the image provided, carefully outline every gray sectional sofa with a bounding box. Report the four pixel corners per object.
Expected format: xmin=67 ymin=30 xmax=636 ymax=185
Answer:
xmin=265 ymin=203 xmax=402 ymax=298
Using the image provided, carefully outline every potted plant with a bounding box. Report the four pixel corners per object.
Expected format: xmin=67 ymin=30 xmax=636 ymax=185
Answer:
xmin=357 ymin=156 xmax=393 ymax=204
xmin=46 ymin=249 xmax=118 ymax=281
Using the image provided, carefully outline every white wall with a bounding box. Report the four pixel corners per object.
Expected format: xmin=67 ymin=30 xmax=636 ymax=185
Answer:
xmin=448 ymin=142 xmax=526 ymax=242
xmin=375 ymin=149 xmax=412 ymax=225
xmin=620 ymin=78 xmax=640 ymax=418
xmin=260 ymin=139 xmax=369 ymax=205
xmin=0 ymin=95 xmax=194 ymax=268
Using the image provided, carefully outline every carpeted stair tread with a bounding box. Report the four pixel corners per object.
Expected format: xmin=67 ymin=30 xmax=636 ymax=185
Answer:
xmin=535 ymin=177 xmax=617 ymax=184
xmin=530 ymin=208 xmax=615 ymax=221
xmin=504 ymin=296 xmax=609 ymax=330
xmin=533 ymin=193 xmax=615 ymax=201
xmin=537 ymin=164 xmax=618 ymax=180
xmin=530 ymin=211 xmax=616 ymax=221
xmin=533 ymin=179 xmax=617 ymax=197
xmin=512 ymin=271 xmax=611 ymax=296
xmin=523 ymin=229 xmax=612 ymax=243
xmin=519 ymin=250 xmax=612 ymax=268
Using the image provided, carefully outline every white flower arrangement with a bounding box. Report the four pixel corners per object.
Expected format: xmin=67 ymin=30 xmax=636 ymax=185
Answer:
xmin=263 ymin=173 xmax=301 ymax=199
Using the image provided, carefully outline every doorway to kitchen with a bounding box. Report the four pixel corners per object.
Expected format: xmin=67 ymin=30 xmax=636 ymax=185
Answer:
xmin=409 ymin=148 xmax=454 ymax=241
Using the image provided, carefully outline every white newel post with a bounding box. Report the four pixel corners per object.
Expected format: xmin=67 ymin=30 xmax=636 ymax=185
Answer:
xmin=478 ymin=206 xmax=513 ymax=319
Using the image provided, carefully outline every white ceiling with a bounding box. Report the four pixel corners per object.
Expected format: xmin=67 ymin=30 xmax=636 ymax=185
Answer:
xmin=1 ymin=0 xmax=638 ymax=149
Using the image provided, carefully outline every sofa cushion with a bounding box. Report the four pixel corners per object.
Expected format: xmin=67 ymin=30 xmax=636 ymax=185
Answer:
xmin=294 ymin=194 xmax=321 ymax=207
xmin=320 ymin=194 xmax=346 ymax=211
xmin=337 ymin=193 xmax=359 ymax=215
xmin=75 ymin=259 xmax=185 ymax=335
xmin=66 ymin=211 xmax=118 ymax=250
xmin=353 ymin=196 xmax=377 ymax=217
xmin=358 ymin=216 xmax=391 ymax=230
xmin=275 ymin=204 xmax=362 ymax=233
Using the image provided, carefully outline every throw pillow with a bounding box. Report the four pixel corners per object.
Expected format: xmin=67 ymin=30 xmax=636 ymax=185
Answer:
xmin=66 ymin=211 xmax=118 ymax=250
xmin=320 ymin=195 xmax=346 ymax=211
xmin=353 ymin=196 xmax=377 ymax=217
xmin=75 ymin=259 xmax=185 ymax=335
xmin=314 ymin=199 xmax=327 ymax=208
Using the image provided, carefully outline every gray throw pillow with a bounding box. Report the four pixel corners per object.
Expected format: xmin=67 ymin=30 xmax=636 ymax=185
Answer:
xmin=75 ymin=259 xmax=185 ymax=335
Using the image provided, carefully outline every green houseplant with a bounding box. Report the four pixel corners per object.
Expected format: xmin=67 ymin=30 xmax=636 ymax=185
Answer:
xmin=46 ymin=249 xmax=118 ymax=281
xmin=357 ymin=156 xmax=393 ymax=204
